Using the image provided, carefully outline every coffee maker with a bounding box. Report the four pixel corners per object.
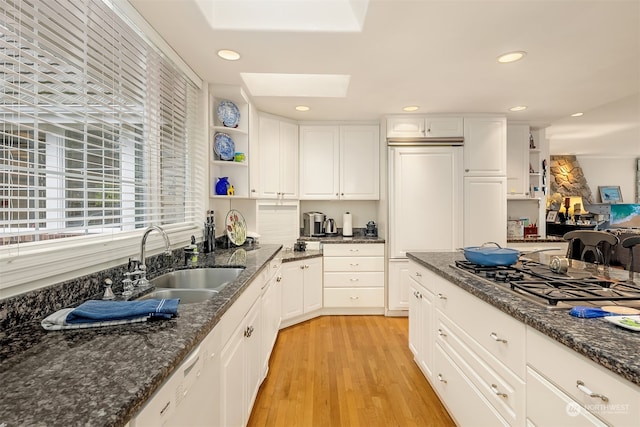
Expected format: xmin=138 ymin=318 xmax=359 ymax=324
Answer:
xmin=303 ymin=212 xmax=326 ymax=237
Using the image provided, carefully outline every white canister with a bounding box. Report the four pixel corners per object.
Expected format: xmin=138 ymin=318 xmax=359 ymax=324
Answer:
xmin=342 ymin=212 xmax=353 ymax=237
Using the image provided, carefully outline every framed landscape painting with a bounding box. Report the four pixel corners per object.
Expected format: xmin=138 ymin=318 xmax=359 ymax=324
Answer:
xmin=598 ymin=186 xmax=622 ymax=203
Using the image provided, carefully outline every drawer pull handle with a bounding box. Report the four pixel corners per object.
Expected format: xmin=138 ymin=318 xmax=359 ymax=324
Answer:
xmin=576 ymin=380 xmax=609 ymax=402
xmin=276 ymin=276 xmax=282 ymax=282
xmin=350 ymin=263 xmax=359 ymax=266
xmin=437 ymin=328 xmax=447 ymax=337
xmin=350 ymin=296 xmax=359 ymax=300
xmin=437 ymin=374 xmax=447 ymax=384
xmin=437 ymin=293 xmax=447 ymax=300
xmin=489 ymin=332 xmax=508 ymax=343
xmin=414 ymin=291 xmax=422 ymax=299
xmin=491 ymin=384 xmax=508 ymax=398
xmin=415 ymin=272 xmax=422 ymax=277
xmin=350 ymin=249 xmax=359 ymax=252
xmin=350 ymin=278 xmax=360 ymax=281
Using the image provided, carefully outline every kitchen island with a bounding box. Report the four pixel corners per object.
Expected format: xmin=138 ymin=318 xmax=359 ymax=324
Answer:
xmin=0 ymin=244 xmax=283 ymax=427
xmin=407 ymin=251 xmax=639 ymax=426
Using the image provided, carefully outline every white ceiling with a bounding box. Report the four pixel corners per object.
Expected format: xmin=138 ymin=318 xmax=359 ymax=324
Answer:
xmin=129 ymin=0 xmax=640 ymax=153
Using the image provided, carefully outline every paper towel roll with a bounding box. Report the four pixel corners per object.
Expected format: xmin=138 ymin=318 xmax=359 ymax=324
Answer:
xmin=342 ymin=212 xmax=353 ymax=237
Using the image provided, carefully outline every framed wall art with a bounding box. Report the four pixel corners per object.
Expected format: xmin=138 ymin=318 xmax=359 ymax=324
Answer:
xmin=598 ymin=186 xmax=622 ymax=203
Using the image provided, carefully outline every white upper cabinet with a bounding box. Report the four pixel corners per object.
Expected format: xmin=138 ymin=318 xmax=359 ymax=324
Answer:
xmin=387 ymin=116 xmax=463 ymax=138
xmin=463 ymin=116 xmax=507 ymax=176
xmin=299 ymin=125 xmax=379 ymax=200
xmin=506 ymin=124 xmax=530 ymax=195
xmin=339 ymin=126 xmax=380 ymax=200
xmin=256 ymin=113 xmax=298 ymax=199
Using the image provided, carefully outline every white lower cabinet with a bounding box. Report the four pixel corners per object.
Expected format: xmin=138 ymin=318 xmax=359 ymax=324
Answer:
xmin=409 ymin=260 xmax=640 ymax=427
xmin=131 ymin=262 xmax=282 ymax=427
xmin=408 ymin=262 xmax=434 ymax=379
xmin=280 ymin=257 xmax=323 ymax=321
xmin=388 ymin=259 xmax=410 ymax=311
xmin=526 ymin=327 xmax=640 ymax=427
xmin=410 ymin=260 xmax=525 ymax=426
xmin=323 ymin=243 xmax=385 ymax=309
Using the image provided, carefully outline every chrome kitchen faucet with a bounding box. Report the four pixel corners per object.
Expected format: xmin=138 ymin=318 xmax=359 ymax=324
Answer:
xmin=134 ymin=225 xmax=172 ymax=286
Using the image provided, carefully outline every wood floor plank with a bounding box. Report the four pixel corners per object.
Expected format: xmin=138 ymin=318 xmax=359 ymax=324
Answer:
xmin=248 ymin=315 xmax=455 ymax=427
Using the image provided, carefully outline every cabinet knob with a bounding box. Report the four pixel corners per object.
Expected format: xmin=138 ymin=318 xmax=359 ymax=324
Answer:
xmin=336 ymin=193 xmax=339 ymax=196
xmin=414 ymin=291 xmax=421 ymax=299
xmin=465 ymin=169 xmax=470 ymax=172
xmin=276 ymin=276 xmax=282 ymax=282
xmin=576 ymin=380 xmax=609 ymax=402
xmin=251 ymin=189 xmax=256 ymax=193
xmin=341 ymin=193 xmax=344 ymax=196
xmin=437 ymin=374 xmax=447 ymax=384
xmin=489 ymin=332 xmax=508 ymax=343
xmin=300 ymin=265 xmax=305 ymax=270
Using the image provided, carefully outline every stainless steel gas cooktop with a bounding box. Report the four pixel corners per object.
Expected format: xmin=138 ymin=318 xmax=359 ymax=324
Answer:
xmin=451 ymin=260 xmax=640 ymax=310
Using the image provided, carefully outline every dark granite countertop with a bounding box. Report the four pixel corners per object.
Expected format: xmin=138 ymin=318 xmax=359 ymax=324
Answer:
xmin=298 ymin=235 xmax=385 ymax=244
xmin=0 ymin=244 xmax=283 ymax=427
xmin=406 ymin=251 xmax=640 ymax=387
xmin=280 ymin=249 xmax=323 ymax=263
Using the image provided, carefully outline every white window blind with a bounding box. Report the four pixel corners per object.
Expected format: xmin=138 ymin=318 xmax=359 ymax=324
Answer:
xmin=0 ymin=0 xmax=202 ymax=247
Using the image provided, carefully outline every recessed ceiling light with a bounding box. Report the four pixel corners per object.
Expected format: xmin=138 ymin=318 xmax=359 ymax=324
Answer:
xmin=295 ymin=105 xmax=310 ymax=112
xmin=509 ymin=105 xmax=528 ymax=112
xmin=217 ymin=49 xmax=241 ymax=61
xmin=497 ymin=51 xmax=526 ymax=63
xmin=571 ymin=112 xmax=584 ymax=117
xmin=402 ymin=106 xmax=420 ymax=112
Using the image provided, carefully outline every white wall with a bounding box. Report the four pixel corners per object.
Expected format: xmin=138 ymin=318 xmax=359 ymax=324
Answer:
xmin=299 ymin=200 xmax=378 ymax=229
xmin=578 ymin=156 xmax=637 ymax=203
xmin=547 ymin=93 xmax=640 ymax=203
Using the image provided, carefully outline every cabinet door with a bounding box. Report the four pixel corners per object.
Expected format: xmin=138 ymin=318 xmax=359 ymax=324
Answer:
xmin=425 ymin=117 xmax=463 ymax=137
xmin=279 ymin=121 xmax=299 ymax=199
xmin=280 ymin=261 xmax=304 ymax=320
xmin=464 ymin=176 xmax=507 ymax=247
xmin=408 ymin=278 xmax=423 ymax=359
xmin=340 ymin=125 xmax=380 ymax=200
xmin=463 ymin=116 xmax=507 ymax=176
xmin=387 ymin=116 xmax=425 ymax=137
xmin=303 ymin=257 xmax=323 ymax=313
xmin=219 ymin=321 xmax=245 ymax=427
xmin=261 ymin=271 xmax=281 ymax=377
xmin=388 ymin=259 xmax=410 ymax=311
xmin=245 ymin=300 xmax=263 ymax=422
xmin=299 ymin=126 xmax=340 ymax=199
xmin=506 ymin=124 xmax=529 ymax=195
xmin=258 ymin=115 xmax=282 ymax=198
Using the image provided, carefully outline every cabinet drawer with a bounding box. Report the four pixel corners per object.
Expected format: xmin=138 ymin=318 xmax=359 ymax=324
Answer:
xmin=436 ymin=312 xmax=525 ymax=426
xmin=526 ymin=367 xmax=607 ymax=426
xmin=433 ymin=344 xmax=510 ymax=427
xmin=527 ymin=327 xmax=640 ymax=426
xmin=434 ymin=278 xmax=525 ymax=378
xmin=324 ymin=271 xmax=384 ymax=288
xmin=323 ymin=256 xmax=384 ymax=272
xmin=322 ymin=243 xmax=384 ymax=257
xmin=324 ymin=287 xmax=384 ymax=307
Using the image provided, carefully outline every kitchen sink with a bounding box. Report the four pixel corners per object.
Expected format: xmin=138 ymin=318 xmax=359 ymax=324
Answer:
xmin=137 ymin=288 xmax=219 ymax=304
xmin=150 ymin=267 xmax=244 ymax=291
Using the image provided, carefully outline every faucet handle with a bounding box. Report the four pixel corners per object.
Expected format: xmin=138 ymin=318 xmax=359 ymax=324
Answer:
xmin=102 ymin=278 xmax=115 ymax=300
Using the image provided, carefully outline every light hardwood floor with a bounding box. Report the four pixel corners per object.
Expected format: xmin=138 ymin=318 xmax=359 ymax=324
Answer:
xmin=248 ymin=315 xmax=456 ymax=427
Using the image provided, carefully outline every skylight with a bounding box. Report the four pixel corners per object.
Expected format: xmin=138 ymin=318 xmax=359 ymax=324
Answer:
xmin=241 ymin=73 xmax=351 ymax=97
xmin=195 ymin=0 xmax=369 ymax=32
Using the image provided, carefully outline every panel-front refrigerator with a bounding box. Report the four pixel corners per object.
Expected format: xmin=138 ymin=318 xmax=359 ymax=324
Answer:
xmin=387 ymin=143 xmax=463 ymax=310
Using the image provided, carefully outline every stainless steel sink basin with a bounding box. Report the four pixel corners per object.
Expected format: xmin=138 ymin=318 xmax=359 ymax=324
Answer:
xmin=137 ymin=288 xmax=219 ymax=304
xmin=150 ymin=267 xmax=244 ymax=291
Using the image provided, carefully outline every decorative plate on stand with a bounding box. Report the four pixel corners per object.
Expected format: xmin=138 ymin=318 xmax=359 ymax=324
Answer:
xmin=214 ymin=133 xmax=235 ymax=160
xmin=225 ymin=209 xmax=247 ymax=246
xmin=217 ymin=100 xmax=240 ymax=128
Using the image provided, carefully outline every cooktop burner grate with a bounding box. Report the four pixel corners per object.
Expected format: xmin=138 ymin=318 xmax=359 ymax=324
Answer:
xmin=451 ymin=259 xmax=640 ymax=307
